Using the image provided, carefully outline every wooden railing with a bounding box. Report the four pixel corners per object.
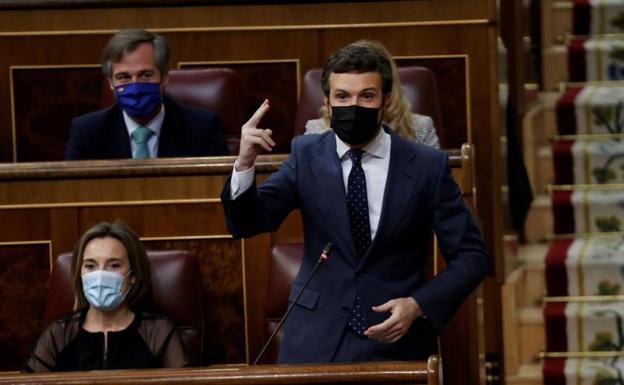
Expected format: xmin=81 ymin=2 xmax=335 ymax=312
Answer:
xmin=0 ymin=358 xmax=441 ymax=385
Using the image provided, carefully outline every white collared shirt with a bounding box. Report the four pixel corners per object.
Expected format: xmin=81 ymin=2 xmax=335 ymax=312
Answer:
xmin=123 ymin=105 xmax=165 ymax=158
xmin=335 ymin=128 xmax=390 ymax=239
xmin=230 ymin=128 xmax=391 ymax=240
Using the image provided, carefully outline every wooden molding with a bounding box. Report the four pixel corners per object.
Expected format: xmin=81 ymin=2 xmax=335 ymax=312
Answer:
xmin=0 ymin=0 xmax=387 ymax=11
xmin=0 ymin=151 xmax=464 ymax=181
xmin=0 ymin=359 xmax=440 ymax=384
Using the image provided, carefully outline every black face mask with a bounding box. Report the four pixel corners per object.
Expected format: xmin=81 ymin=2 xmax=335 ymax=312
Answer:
xmin=330 ymin=105 xmax=382 ymax=146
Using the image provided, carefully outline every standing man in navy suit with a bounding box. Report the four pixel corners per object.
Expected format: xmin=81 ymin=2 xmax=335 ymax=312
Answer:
xmin=221 ymin=44 xmax=490 ymax=363
xmin=65 ymin=29 xmax=229 ymax=160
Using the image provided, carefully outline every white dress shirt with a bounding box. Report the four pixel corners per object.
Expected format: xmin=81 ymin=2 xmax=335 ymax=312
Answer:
xmin=123 ymin=105 xmax=165 ymax=158
xmin=230 ymin=128 xmax=391 ymax=240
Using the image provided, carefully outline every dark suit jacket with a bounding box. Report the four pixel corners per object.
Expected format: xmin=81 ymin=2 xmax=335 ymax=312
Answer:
xmin=65 ymin=97 xmax=229 ymax=159
xmin=221 ymin=129 xmax=490 ymax=363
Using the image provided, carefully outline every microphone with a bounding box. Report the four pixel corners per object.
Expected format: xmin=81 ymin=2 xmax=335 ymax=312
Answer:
xmin=252 ymin=242 xmax=334 ymax=365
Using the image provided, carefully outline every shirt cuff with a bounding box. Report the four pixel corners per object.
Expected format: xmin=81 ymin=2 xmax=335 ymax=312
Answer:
xmin=230 ymin=162 xmax=255 ymax=200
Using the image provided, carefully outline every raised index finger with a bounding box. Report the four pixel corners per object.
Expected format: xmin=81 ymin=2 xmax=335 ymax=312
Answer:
xmin=246 ymin=99 xmax=270 ymax=127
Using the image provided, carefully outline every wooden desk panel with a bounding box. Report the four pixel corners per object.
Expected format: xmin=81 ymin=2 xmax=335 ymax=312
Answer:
xmin=0 ymin=358 xmax=440 ymax=385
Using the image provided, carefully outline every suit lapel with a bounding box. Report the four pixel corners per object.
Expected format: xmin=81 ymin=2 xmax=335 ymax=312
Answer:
xmin=110 ymin=106 xmax=132 ymax=158
xmin=357 ymin=133 xmax=418 ymax=270
xmin=157 ymin=98 xmax=183 ymax=157
xmin=309 ymin=134 xmax=357 ymax=266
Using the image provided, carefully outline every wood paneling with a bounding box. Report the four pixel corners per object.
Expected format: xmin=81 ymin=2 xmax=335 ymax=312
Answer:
xmin=146 ymin=238 xmax=245 ymax=364
xmin=0 ymin=2 xmax=489 ymax=32
xmin=76 ymin=204 xmax=229 ymax=236
xmin=49 ymin=208 xmax=80 ymax=253
xmin=11 ymin=66 xmax=103 ymax=162
xmin=0 ymin=35 xmax=109 ymax=161
xmin=0 ymin=210 xmax=52 ymax=241
xmin=0 ymin=243 xmax=50 ymax=370
xmin=0 ymin=0 xmax=433 ymax=10
xmin=396 ymin=56 xmax=468 ymax=149
xmin=181 ymin=61 xmax=298 ymax=153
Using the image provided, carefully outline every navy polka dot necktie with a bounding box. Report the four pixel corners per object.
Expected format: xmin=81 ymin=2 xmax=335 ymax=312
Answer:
xmin=346 ymin=149 xmax=371 ymax=257
xmin=346 ymin=148 xmax=370 ymax=336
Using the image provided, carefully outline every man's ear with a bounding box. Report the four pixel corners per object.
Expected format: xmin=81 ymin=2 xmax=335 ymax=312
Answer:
xmin=108 ymin=78 xmax=115 ymax=91
xmin=323 ymin=95 xmax=331 ymax=115
xmin=159 ymin=73 xmax=170 ymax=96
xmin=161 ymin=73 xmax=170 ymax=87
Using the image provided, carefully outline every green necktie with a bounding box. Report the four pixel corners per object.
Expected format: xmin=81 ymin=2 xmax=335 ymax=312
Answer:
xmin=131 ymin=126 xmax=154 ymax=159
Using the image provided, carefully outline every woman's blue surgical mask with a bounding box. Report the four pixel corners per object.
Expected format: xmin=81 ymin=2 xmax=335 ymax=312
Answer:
xmin=82 ymin=270 xmax=131 ymax=312
xmin=114 ymin=82 xmax=162 ymax=117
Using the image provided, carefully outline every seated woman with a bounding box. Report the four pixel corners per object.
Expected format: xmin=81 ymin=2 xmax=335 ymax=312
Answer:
xmin=24 ymin=222 xmax=189 ymax=372
xmin=305 ymin=39 xmax=440 ymax=148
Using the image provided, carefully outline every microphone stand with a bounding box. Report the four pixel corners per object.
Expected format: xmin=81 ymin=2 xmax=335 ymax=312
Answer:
xmin=252 ymin=242 xmax=333 ymax=365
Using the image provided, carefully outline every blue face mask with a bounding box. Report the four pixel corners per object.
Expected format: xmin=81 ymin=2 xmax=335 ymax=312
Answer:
xmin=82 ymin=270 xmax=131 ymax=312
xmin=114 ymin=82 xmax=162 ymax=117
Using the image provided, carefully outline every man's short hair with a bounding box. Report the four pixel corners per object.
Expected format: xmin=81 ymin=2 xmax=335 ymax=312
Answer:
xmin=101 ymin=28 xmax=170 ymax=78
xmin=321 ymin=44 xmax=393 ymax=97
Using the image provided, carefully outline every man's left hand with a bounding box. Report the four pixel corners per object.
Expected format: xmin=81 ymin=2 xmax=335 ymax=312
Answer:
xmin=363 ymin=297 xmax=422 ymax=343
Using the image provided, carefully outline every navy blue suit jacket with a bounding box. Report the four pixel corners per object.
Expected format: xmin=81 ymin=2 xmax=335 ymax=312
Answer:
xmin=65 ymin=97 xmax=229 ymax=159
xmin=221 ymin=130 xmax=490 ymax=363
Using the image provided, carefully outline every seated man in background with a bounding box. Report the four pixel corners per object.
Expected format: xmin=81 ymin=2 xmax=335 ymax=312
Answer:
xmin=65 ymin=29 xmax=229 ymax=160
